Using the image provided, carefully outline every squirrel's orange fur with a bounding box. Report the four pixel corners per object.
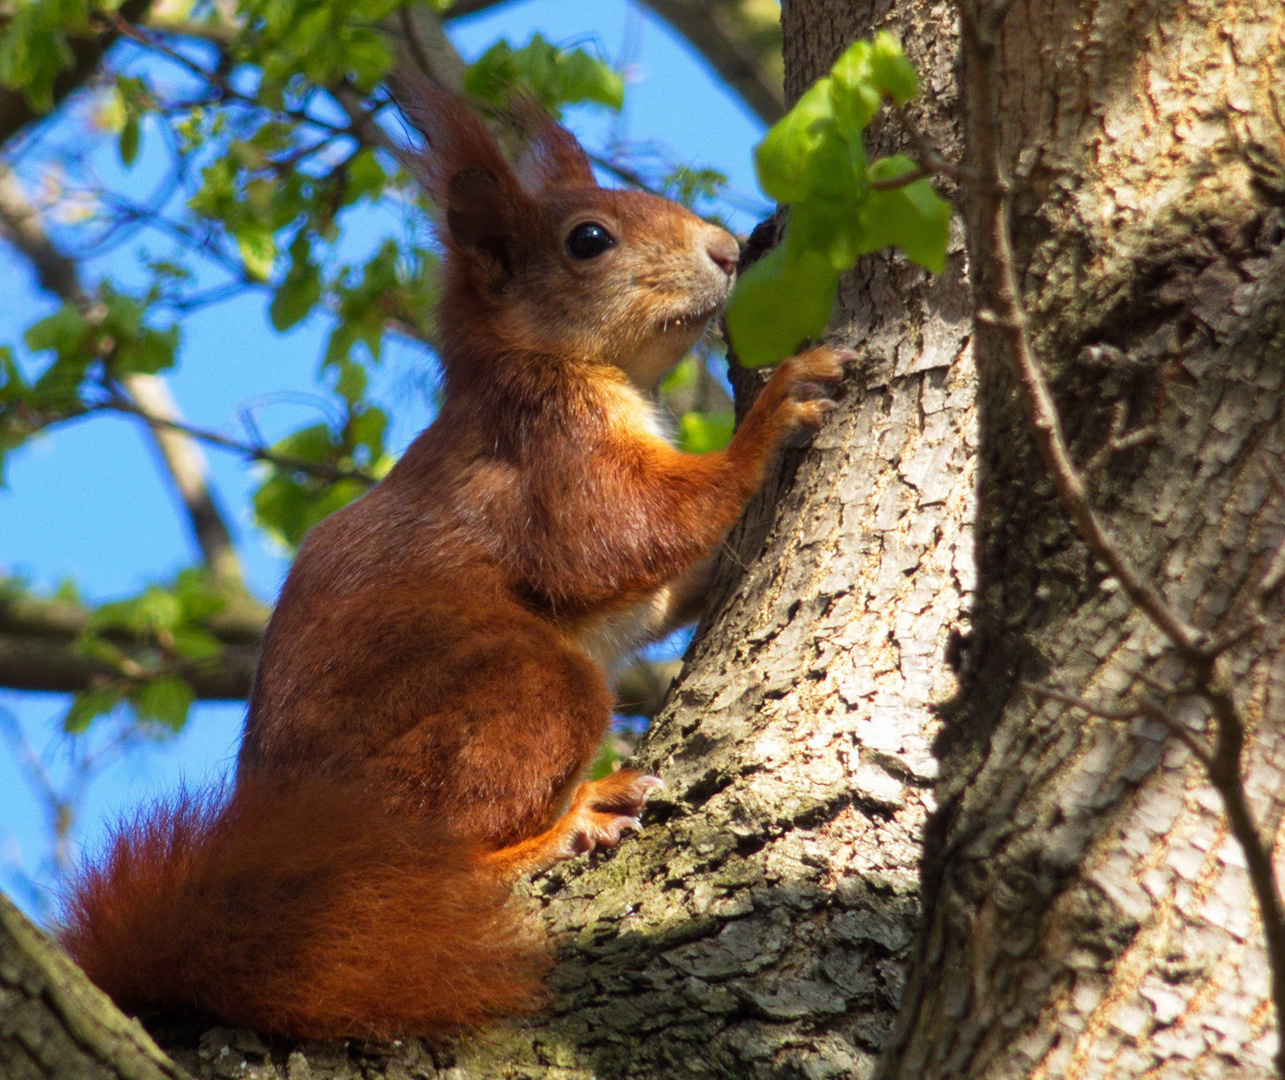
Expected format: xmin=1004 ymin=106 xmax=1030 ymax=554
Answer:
xmin=60 ymin=79 xmax=848 ymax=1040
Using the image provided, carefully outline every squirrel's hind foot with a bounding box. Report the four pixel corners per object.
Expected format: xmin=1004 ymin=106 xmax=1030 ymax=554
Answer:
xmin=563 ymin=771 xmax=663 ymax=856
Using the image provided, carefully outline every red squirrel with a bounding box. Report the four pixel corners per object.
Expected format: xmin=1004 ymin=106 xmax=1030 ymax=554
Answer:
xmin=60 ymin=80 xmax=848 ymax=1041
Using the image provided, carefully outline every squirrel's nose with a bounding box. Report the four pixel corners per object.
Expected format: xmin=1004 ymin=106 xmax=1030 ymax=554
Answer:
xmin=706 ymin=233 xmax=739 ymax=278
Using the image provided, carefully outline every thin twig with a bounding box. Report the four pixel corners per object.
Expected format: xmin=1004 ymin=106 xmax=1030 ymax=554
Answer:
xmin=1021 ymin=680 xmax=1142 ymax=722
xmin=890 ymin=101 xmax=979 ymax=186
xmin=589 ymin=152 xmax=665 ymax=195
xmin=1135 ymin=700 xmax=1216 ymax=769
xmin=1022 ymin=681 xmax=1215 ymax=768
xmin=870 ymin=165 xmax=929 ymax=192
xmin=100 ymin=394 xmax=378 ymax=485
xmin=107 ymin=14 xmax=356 ymax=137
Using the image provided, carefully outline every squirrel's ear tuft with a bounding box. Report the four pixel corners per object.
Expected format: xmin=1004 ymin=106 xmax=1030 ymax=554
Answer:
xmin=390 ymin=76 xmax=516 ymax=205
xmin=516 ymin=113 xmax=597 ymax=194
xmin=445 ymin=166 xmax=517 ymax=279
xmin=390 ymin=75 xmax=528 ymax=282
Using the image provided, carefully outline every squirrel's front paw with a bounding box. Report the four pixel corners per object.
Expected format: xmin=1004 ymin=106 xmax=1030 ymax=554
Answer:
xmin=772 ymin=344 xmax=855 ymax=430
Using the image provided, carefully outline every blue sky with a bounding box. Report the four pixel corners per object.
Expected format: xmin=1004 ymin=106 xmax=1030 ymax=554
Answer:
xmin=0 ymin=0 xmax=769 ymax=918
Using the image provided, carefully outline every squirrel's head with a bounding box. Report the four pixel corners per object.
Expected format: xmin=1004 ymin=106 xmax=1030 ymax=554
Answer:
xmin=394 ymin=79 xmax=738 ymax=391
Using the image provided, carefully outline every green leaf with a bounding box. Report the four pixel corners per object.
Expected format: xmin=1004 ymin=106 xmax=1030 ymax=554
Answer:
xmin=785 ymin=197 xmax=866 ymax=271
xmin=64 ymin=687 xmax=126 ymax=734
xmin=233 ymin=222 xmax=277 ymax=281
xmin=726 ymin=245 xmax=839 ymax=369
xmin=338 ymin=30 xmax=392 ymax=91
xmin=342 ymin=148 xmax=386 ymax=205
xmin=253 ymin=473 xmax=368 ymax=549
xmin=859 ymin=157 xmax=952 ymax=273
xmin=659 ymin=354 xmax=697 ymax=394
xmin=587 ymin=737 xmax=626 ymax=781
xmin=118 ymin=326 xmax=179 ymax=375
xmin=329 ymin=356 xmax=367 ymax=404
xmin=173 ymin=567 xmax=227 ymax=622
xmin=119 ymin=112 xmax=141 ymax=167
xmin=170 ymin=627 xmax=224 ymax=660
xmin=736 ymin=34 xmax=949 ymax=364
xmin=464 ymin=34 xmax=624 ymax=113
xmin=828 ymin=41 xmax=882 ymax=137
xmin=755 ymin=78 xmax=837 ymax=204
xmin=100 ymin=289 xmax=143 ymax=339
xmin=25 ymin=305 xmax=87 ymax=358
xmin=349 ymin=406 xmax=386 ymax=458
xmin=0 ymin=346 xmax=26 ymax=400
xmin=76 ymin=635 xmax=127 ymax=668
xmin=663 ymin=166 xmax=728 ymax=210
xmin=559 ymin=47 xmax=624 ymax=109
xmin=869 ymin=32 xmax=918 ymax=105
xmin=678 ymin=410 xmax=735 ymax=454
xmin=132 ymin=676 xmax=195 ymax=732
xmin=92 ymin=586 xmax=182 ymax=635
xmin=270 ymin=256 xmax=322 ymax=331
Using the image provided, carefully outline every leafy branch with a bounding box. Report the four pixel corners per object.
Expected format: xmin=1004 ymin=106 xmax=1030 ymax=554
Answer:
xmin=725 ymin=33 xmax=952 ymax=369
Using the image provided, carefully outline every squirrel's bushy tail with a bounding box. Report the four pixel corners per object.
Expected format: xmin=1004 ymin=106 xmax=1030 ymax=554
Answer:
xmin=59 ymin=778 xmax=549 ymax=1040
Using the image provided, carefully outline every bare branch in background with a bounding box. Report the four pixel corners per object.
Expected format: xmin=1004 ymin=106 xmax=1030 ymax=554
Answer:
xmin=0 ymin=706 xmax=142 ymax=888
xmin=0 ymin=583 xmax=265 ymax=699
xmin=97 ymin=394 xmax=380 ymax=485
xmin=634 ymin=0 xmax=782 ymax=124
xmin=0 ymin=580 xmax=678 ymax=717
xmin=116 ymin=375 xmax=245 ymax=589
xmin=383 ymin=4 xmax=467 ymax=91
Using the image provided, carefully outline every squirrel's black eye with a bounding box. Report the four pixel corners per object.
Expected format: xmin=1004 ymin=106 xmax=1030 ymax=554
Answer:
xmin=566 ymin=222 xmax=615 ymax=260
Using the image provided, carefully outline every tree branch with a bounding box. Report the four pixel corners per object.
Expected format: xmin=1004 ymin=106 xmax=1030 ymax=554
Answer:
xmin=0 ymin=581 xmax=265 ymax=699
xmin=98 ymin=394 xmax=380 ymax=485
xmin=631 ymin=0 xmax=782 ymax=124
xmin=0 ymin=890 xmax=191 ymax=1080
xmin=0 ymin=632 xmax=260 ymax=699
xmin=435 ymin=0 xmax=783 ymax=123
xmin=383 ymin=4 xmax=467 ymax=91
xmin=116 ymin=375 xmax=245 ymax=589
xmin=0 ymin=578 xmax=679 ymax=715
xmin=0 ymin=167 xmax=246 ymax=590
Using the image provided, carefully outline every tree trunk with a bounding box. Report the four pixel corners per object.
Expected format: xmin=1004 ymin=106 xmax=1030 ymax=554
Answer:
xmin=11 ymin=1 xmax=974 ymax=1076
xmin=880 ymin=0 xmax=1285 ymax=1076
xmin=12 ymin=1 xmax=1285 ymax=1078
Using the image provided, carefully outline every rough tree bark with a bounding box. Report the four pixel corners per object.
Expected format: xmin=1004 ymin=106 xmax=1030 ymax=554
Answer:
xmin=0 ymin=893 xmax=188 ymax=1080
xmin=8 ymin=0 xmax=1285 ymax=1078
xmin=880 ymin=0 xmax=1285 ymax=1076
xmin=8 ymin=0 xmax=971 ymax=1076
